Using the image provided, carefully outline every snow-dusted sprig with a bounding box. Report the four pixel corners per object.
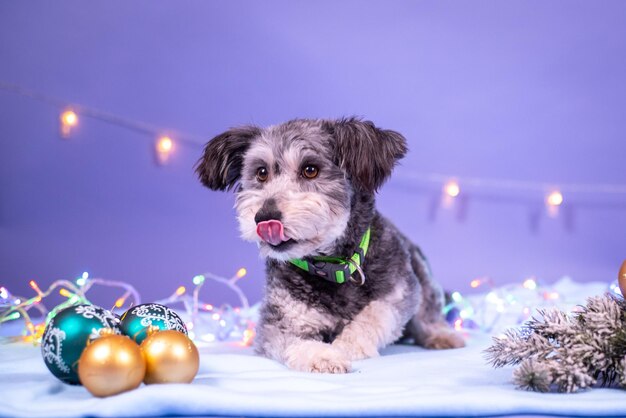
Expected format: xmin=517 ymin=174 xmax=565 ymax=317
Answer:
xmin=486 ymin=293 xmax=626 ymax=393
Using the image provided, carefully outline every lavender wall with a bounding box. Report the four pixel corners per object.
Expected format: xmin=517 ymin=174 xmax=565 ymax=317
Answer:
xmin=1 ymin=1 xmax=625 ymax=308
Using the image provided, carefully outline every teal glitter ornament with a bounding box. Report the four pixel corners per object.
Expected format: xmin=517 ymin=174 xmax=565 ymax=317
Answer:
xmin=41 ymin=304 xmax=121 ymax=385
xmin=120 ymin=303 xmax=187 ymax=344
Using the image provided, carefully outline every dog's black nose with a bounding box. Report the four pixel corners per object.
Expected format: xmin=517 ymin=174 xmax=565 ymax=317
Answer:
xmin=254 ymin=199 xmax=282 ymax=224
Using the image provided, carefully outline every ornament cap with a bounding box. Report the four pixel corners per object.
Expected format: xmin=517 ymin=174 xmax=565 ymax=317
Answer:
xmin=146 ymin=325 xmax=160 ymax=337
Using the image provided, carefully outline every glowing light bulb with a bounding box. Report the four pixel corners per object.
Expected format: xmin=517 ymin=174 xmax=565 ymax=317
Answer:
xmin=236 ymin=268 xmax=247 ymax=278
xmin=451 ymin=291 xmax=463 ymax=303
xmin=0 ymin=287 xmax=8 ymax=299
xmin=7 ymin=312 xmax=20 ymax=320
xmin=61 ymin=110 xmax=77 ymax=126
xmin=192 ymin=275 xmax=205 ymax=285
xmin=444 ymin=180 xmax=461 ymax=198
xmin=523 ymin=278 xmax=537 ymax=290
xmin=546 ymin=191 xmax=563 ymax=206
xmin=242 ymin=329 xmax=255 ymax=346
xmin=29 ymin=280 xmax=42 ymax=295
xmin=157 ymin=136 xmax=173 ymax=152
xmin=59 ymin=110 xmax=78 ymax=138
xmin=114 ymin=297 xmax=126 ymax=308
xmin=470 ymin=279 xmax=481 ymax=288
xmin=59 ymin=289 xmax=73 ymax=298
xmin=175 ymin=286 xmax=186 ymax=296
xmin=155 ymin=136 xmax=174 ymax=164
xmin=454 ymin=318 xmax=463 ymax=331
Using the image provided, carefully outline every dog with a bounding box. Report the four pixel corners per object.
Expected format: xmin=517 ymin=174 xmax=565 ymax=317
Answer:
xmin=196 ymin=118 xmax=465 ymax=373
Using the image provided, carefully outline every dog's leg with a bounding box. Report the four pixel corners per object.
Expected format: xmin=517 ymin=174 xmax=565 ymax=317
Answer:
xmin=404 ymin=245 xmax=465 ymax=349
xmin=256 ymin=323 xmax=351 ymax=373
xmin=331 ymin=299 xmax=406 ymax=361
xmin=254 ymin=288 xmax=351 ymax=373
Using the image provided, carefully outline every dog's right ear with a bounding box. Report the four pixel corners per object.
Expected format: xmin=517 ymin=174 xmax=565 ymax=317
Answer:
xmin=195 ymin=126 xmax=261 ymax=191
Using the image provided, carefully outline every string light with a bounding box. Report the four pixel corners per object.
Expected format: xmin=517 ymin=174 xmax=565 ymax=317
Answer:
xmin=155 ymin=136 xmax=174 ymax=164
xmin=441 ymin=179 xmax=461 ymax=209
xmin=2 ymin=268 xmax=256 ymax=346
xmin=29 ymin=280 xmax=43 ymax=296
xmin=522 ymin=278 xmax=537 ymax=290
xmin=153 ymin=268 xmax=256 ymax=345
xmin=59 ymin=109 xmax=78 ymax=138
xmin=0 ymin=272 xmax=140 ymax=343
xmin=442 ymin=276 xmax=579 ymax=334
xmin=444 ymin=180 xmax=461 ymax=198
xmin=3 ymin=81 xmax=626 ymax=228
xmin=545 ymin=190 xmax=564 ymax=218
xmin=546 ymin=190 xmax=564 ymax=207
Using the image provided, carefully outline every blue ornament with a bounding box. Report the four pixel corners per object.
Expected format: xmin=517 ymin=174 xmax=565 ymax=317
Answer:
xmin=119 ymin=303 xmax=187 ymax=344
xmin=41 ymin=304 xmax=121 ymax=385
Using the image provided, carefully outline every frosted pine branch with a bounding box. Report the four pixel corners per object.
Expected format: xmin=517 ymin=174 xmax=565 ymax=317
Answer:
xmin=486 ymin=293 xmax=626 ymax=393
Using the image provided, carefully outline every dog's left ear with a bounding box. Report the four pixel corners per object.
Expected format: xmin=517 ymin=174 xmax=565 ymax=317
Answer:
xmin=195 ymin=126 xmax=261 ymax=191
xmin=324 ymin=118 xmax=408 ymax=192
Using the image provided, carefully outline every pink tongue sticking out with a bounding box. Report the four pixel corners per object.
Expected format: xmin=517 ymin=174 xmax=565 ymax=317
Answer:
xmin=256 ymin=220 xmax=288 ymax=246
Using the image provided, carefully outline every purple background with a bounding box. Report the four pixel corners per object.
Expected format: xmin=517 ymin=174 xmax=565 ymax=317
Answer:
xmin=1 ymin=1 xmax=625 ymax=308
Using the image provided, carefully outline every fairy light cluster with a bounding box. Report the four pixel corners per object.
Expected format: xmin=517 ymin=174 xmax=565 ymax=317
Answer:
xmin=152 ymin=268 xmax=256 ymax=346
xmin=442 ymin=276 xmax=619 ymax=334
xmin=0 ymin=268 xmax=256 ymax=346
xmin=0 ymin=272 xmax=140 ymax=343
xmin=3 ymin=267 xmax=621 ymax=346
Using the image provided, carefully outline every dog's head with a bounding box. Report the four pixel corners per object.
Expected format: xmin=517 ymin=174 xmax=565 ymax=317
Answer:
xmin=196 ymin=118 xmax=407 ymax=261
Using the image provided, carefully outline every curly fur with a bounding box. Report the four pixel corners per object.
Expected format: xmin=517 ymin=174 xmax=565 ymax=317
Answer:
xmin=196 ymin=117 xmax=464 ymax=373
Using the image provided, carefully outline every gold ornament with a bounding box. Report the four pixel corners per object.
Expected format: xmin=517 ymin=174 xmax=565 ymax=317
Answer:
xmin=78 ymin=334 xmax=145 ymax=397
xmin=141 ymin=329 xmax=199 ymax=384
xmin=619 ymin=260 xmax=626 ymax=297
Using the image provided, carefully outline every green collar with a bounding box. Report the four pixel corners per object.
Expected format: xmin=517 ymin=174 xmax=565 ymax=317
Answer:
xmin=289 ymin=227 xmax=371 ymax=285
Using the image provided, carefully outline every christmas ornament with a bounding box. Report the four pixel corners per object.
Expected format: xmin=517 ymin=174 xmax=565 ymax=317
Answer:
xmin=41 ymin=304 xmax=120 ymax=384
xmin=78 ymin=330 xmax=145 ymax=397
xmin=619 ymin=260 xmax=626 ymax=297
xmin=141 ymin=329 xmax=199 ymax=384
xmin=120 ymin=303 xmax=187 ymax=344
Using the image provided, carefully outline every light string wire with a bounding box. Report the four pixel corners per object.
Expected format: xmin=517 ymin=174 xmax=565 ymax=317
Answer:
xmin=0 ymin=81 xmax=205 ymax=149
xmin=396 ymin=172 xmax=626 ymax=196
xmin=2 ymin=80 xmax=626 ymax=199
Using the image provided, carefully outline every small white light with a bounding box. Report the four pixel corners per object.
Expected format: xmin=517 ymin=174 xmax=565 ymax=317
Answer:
xmin=546 ymin=191 xmax=563 ymax=207
xmin=59 ymin=109 xmax=78 ymax=138
xmin=443 ymin=180 xmax=461 ymax=198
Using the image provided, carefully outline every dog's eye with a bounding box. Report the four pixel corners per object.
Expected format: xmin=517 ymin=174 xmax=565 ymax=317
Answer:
xmin=256 ymin=167 xmax=269 ymax=182
xmin=302 ymin=165 xmax=319 ymax=179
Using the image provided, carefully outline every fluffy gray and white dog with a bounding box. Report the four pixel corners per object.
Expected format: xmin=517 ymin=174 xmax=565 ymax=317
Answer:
xmin=196 ymin=118 xmax=464 ymax=373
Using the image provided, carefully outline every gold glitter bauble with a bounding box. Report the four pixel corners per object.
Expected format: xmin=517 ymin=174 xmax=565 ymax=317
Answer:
xmin=619 ymin=260 xmax=626 ymax=297
xmin=78 ymin=334 xmax=145 ymax=397
xmin=140 ymin=330 xmax=199 ymax=384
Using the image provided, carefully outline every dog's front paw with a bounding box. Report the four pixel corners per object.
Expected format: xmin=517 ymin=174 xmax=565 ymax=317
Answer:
xmin=332 ymin=338 xmax=379 ymax=361
xmin=285 ymin=341 xmax=351 ymax=373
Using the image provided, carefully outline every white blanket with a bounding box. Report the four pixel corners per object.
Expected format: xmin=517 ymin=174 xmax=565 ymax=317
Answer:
xmin=1 ymin=279 xmax=625 ymax=417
